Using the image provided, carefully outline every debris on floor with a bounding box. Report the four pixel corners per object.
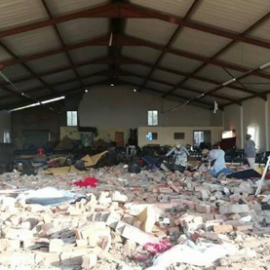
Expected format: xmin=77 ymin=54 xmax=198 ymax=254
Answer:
xmin=0 ymin=164 xmax=270 ymax=270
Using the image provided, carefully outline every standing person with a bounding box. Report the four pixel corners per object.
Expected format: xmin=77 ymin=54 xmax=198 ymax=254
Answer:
xmin=244 ymin=134 xmax=256 ymax=169
xmin=165 ymin=143 xmax=189 ymax=172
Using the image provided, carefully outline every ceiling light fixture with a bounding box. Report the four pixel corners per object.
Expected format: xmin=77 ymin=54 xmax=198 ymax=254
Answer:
xmin=109 ymin=32 xmax=113 ymax=47
xmin=222 ymin=78 xmax=236 ymax=86
xmin=259 ymin=61 xmax=270 ymax=70
xmin=10 ymin=96 xmax=65 ymax=112
xmin=133 ymin=89 xmax=137 ymax=92
xmin=85 ymin=89 xmax=88 ymax=93
xmin=110 ymin=83 xmax=115 ymax=87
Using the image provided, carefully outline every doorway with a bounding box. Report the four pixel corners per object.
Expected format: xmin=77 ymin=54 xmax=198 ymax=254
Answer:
xmin=115 ymin=132 xmax=124 ymax=147
xmin=193 ymin=130 xmax=211 ymax=149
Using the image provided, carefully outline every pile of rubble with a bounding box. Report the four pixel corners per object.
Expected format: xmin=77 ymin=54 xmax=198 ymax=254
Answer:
xmin=1 ymin=165 xmax=270 ymax=269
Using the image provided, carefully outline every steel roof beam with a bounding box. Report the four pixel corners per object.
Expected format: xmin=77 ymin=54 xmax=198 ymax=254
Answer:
xmin=137 ymin=0 xmax=202 ymax=91
xmin=0 ymin=55 xmax=261 ymax=98
xmin=168 ymin=11 xmax=270 ymax=100
xmin=1 ymin=3 xmax=270 ymax=51
xmin=2 ymin=34 xmax=270 ymax=85
xmin=40 ymin=0 xmax=85 ymax=90
xmin=0 ymin=42 xmax=57 ymax=94
xmin=0 ymin=68 xmax=237 ymax=105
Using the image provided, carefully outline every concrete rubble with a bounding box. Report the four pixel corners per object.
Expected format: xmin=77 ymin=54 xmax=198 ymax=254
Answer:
xmin=0 ymin=165 xmax=270 ymax=269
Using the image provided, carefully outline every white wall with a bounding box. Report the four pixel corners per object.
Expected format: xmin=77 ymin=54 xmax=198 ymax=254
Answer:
xmin=224 ymin=96 xmax=270 ymax=152
xmin=138 ymin=126 xmax=223 ymax=147
xmin=224 ymin=104 xmax=242 ymax=148
xmin=78 ymin=85 xmax=223 ymax=144
xmin=243 ymin=98 xmax=266 ymax=151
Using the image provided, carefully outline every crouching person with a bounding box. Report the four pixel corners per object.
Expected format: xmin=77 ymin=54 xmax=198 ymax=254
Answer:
xmin=207 ymin=148 xmax=231 ymax=178
xmin=165 ymin=143 xmax=189 ymax=173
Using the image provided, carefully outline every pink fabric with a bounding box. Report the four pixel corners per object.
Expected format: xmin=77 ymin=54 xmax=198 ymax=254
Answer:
xmin=143 ymin=240 xmax=171 ymax=256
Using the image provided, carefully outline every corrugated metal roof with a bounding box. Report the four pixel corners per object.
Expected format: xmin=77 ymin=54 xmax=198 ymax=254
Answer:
xmin=2 ymin=65 xmax=31 ymax=80
xmin=122 ymin=46 xmax=160 ymax=63
xmin=218 ymin=42 xmax=270 ymax=69
xmin=125 ymin=19 xmax=177 ymax=45
xmin=0 ymin=47 xmax=13 ymax=62
xmin=83 ymin=77 xmax=107 ymax=86
xmin=42 ymin=70 xmax=77 ymax=84
xmin=0 ymin=97 xmax=24 ymax=108
xmin=130 ymin=0 xmax=195 ymax=17
xmin=191 ymin=0 xmax=270 ymax=34
xmin=30 ymin=90 xmax=52 ymax=99
xmin=121 ymin=65 xmax=151 ymax=77
xmin=0 ymin=88 xmax=9 ymax=97
xmin=151 ymin=70 xmax=183 ymax=84
xmin=11 ymin=79 xmax=44 ymax=92
xmin=240 ymin=75 xmax=270 ymax=92
xmin=145 ymin=81 xmax=171 ymax=92
xmin=0 ymin=0 xmax=48 ymax=31
xmin=248 ymin=19 xmax=270 ymax=43
xmin=174 ymin=88 xmax=197 ymax=99
xmin=160 ymin=53 xmax=202 ymax=73
xmin=197 ymin=65 xmax=232 ymax=82
xmin=70 ymin=47 xmax=108 ymax=64
xmin=27 ymin=53 xmax=70 ymax=73
xmin=47 ymin=0 xmax=109 ymax=16
xmin=182 ymin=79 xmax=216 ymax=91
xmin=77 ymin=65 xmax=108 ymax=77
xmin=57 ymin=19 xmax=109 ymax=46
xmin=215 ymin=88 xmax=251 ymax=99
xmin=54 ymin=81 xmax=82 ymax=92
xmin=2 ymin=27 xmax=61 ymax=57
xmin=201 ymin=96 xmax=227 ymax=105
xmin=172 ymin=28 xmax=231 ymax=57
xmin=119 ymin=76 xmax=145 ymax=86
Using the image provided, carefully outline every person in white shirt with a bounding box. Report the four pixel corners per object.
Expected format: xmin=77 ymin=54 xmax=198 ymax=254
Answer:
xmin=244 ymin=134 xmax=256 ymax=169
xmin=207 ymin=148 xmax=232 ymax=177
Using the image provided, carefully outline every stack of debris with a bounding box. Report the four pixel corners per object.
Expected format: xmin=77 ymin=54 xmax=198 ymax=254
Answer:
xmin=0 ymin=165 xmax=270 ymax=269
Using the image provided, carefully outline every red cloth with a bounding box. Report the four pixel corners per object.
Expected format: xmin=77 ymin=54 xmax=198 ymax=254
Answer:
xmin=266 ymin=173 xmax=270 ymax=180
xmin=72 ymin=177 xmax=98 ymax=188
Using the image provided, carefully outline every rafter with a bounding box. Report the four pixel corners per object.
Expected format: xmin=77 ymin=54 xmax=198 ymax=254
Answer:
xmin=0 ymin=68 xmax=236 ymax=106
xmin=2 ymin=34 xmax=270 ymax=86
xmin=1 ymin=3 xmax=270 ymax=51
xmin=0 ymin=42 xmax=57 ymax=94
xmin=138 ymin=0 xmax=202 ymax=91
xmin=122 ymin=69 xmax=240 ymax=104
xmin=3 ymin=78 xmax=212 ymax=111
xmin=0 ymin=56 xmax=262 ymax=98
xmin=118 ymin=78 xmax=213 ymax=108
xmin=40 ymin=0 xmax=84 ymax=90
xmin=167 ymin=11 xmax=270 ymax=99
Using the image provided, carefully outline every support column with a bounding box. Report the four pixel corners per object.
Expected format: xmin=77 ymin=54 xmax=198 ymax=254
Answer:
xmin=240 ymin=106 xmax=244 ymax=149
xmin=266 ymin=99 xmax=269 ymax=151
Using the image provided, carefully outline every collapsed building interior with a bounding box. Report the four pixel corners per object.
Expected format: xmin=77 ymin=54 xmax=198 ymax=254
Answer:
xmin=1 ymin=0 xmax=270 ymax=269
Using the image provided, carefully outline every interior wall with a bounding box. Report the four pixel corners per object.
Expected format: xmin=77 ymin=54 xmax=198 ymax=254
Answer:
xmin=224 ymin=104 xmax=242 ymax=148
xmin=243 ymin=98 xmax=266 ymax=152
xmin=224 ymin=96 xmax=270 ymax=152
xmin=138 ymin=126 xmax=223 ymax=147
xmin=0 ymin=110 xmax=11 ymax=143
xmin=12 ymin=105 xmax=65 ymax=149
xmin=79 ymin=85 xmax=223 ymax=144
